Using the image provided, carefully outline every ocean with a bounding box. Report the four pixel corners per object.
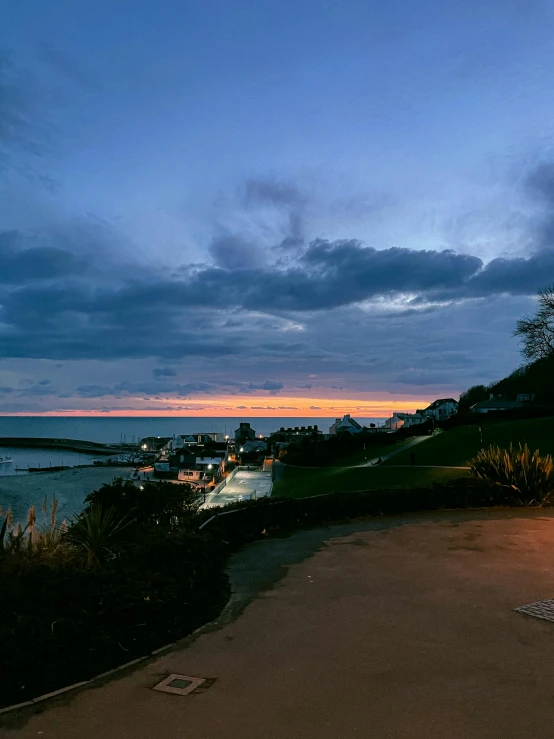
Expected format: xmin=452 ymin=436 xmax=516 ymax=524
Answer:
xmin=0 ymin=415 xmax=386 ymax=475
xmin=0 ymin=415 xmax=385 ymax=443
xmin=0 ymin=416 xmax=387 ymax=521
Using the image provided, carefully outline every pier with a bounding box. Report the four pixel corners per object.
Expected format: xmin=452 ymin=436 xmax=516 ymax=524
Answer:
xmin=0 ymin=437 xmax=138 ymax=455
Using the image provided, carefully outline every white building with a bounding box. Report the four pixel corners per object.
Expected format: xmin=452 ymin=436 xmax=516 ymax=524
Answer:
xmin=329 ymin=414 xmax=364 ymax=435
xmin=170 ymin=434 xmax=184 ymax=450
xmin=177 ymin=468 xmax=215 ymax=490
xmin=470 ymin=399 xmax=524 ymax=414
xmin=424 ymin=398 xmax=459 ymax=420
xmin=383 ymin=413 xmax=405 ymax=430
xmin=239 ymin=439 xmax=268 ymax=454
xmin=195 ymin=456 xmax=224 ymax=476
xmin=397 ymin=411 xmax=428 ymax=428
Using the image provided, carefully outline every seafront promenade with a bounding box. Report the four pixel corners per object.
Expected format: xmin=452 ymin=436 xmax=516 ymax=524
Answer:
xmin=3 ymin=511 xmax=554 ymax=739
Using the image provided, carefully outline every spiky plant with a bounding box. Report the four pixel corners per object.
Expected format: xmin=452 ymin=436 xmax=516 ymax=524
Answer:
xmin=50 ymin=496 xmax=58 ymax=530
xmin=6 ymin=521 xmax=29 ymax=553
xmin=64 ymin=504 xmax=131 ymax=569
xmin=0 ymin=516 xmax=7 ymax=551
xmin=27 ymin=505 xmax=37 ymax=550
xmin=469 ymin=443 xmax=554 ymax=505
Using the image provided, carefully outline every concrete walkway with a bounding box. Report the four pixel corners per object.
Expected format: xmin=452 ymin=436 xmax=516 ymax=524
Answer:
xmin=202 ymin=468 xmax=273 ymax=508
xmin=4 ymin=510 xmax=554 ymax=738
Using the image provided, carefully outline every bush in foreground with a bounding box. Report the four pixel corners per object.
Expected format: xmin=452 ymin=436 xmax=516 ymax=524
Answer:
xmin=0 ymin=482 xmax=228 ymax=708
xmin=469 ymin=443 xmax=554 ymax=505
xmin=0 ymin=469 xmax=551 ymax=710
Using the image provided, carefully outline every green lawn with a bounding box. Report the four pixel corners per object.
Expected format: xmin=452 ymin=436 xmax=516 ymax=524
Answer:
xmin=273 ymin=464 xmax=466 ymax=499
xmin=330 ymin=439 xmax=412 ymax=467
xmin=273 ymin=416 xmax=554 ymax=499
xmin=383 ymin=416 xmax=554 ymax=468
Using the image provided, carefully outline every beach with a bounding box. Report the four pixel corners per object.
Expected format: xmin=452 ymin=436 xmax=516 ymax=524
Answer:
xmin=0 ymin=466 xmax=133 ymax=523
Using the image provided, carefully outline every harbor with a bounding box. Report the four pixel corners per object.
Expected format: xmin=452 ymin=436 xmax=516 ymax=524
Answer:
xmin=0 ymin=436 xmax=138 ymax=455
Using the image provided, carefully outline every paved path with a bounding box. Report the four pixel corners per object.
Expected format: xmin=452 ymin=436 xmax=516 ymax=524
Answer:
xmin=5 ymin=509 xmax=554 ymax=738
xmin=357 ymin=434 xmax=431 ymax=467
xmin=383 ymin=464 xmax=470 ymax=470
xmin=202 ymin=468 xmax=273 ymax=508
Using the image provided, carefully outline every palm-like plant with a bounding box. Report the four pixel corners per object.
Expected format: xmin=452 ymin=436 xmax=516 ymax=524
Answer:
xmin=65 ymin=504 xmax=132 ymax=569
xmin=469 ymin=443 xmax=554 ymax=505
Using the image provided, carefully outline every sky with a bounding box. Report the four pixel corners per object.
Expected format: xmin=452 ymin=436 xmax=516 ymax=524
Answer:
xmin=1 ymin=0 xmax=554 ymax=416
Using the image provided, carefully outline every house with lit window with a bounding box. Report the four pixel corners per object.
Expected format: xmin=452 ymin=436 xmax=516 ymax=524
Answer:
xmin=424 ymin=398 xmax=459 ymax=420
xmin=397 ymin=411 xmax=428 ymax=428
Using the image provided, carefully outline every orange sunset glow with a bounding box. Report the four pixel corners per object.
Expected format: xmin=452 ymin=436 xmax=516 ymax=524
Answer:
xmin=0 ymin=393 xmax=434 ymax=417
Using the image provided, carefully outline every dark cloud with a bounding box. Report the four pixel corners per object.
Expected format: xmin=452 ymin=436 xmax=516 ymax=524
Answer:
xmin=76 ymin=381 xmax=216 ymax=399
xmin=522 ymin=161 xmax=554 ymax=252
xmin=247 ymin=380 xmax=284 ymax=391
xmin=0 ymin=382 xmax=57 ymax=397
xmin=153 ymin=367 xmax=177 ymax=378
xmin=0 ymin=230 xmax=88 ymax=283
xmin=525 ymin=162 xmax=554 ymax=205
xmin=243 ymin=179 xmax=304 ymax=207
xmin=72 ymin=379 xmax=286 ymax=400
xmin=1 ymin=231 xmax=549 ymax=367
xmin=208 ymin=234 xmax=264 ymax=270
xmin=243 ymin=177 xmax=306 ymax=252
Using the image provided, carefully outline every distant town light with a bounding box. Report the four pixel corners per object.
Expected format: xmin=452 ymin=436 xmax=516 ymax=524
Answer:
xmin=240 ymin=447 xmax=244 ymax=452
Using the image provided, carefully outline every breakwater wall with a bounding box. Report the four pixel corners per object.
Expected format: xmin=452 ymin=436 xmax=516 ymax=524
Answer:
xmin=0 ymin=437 xmax=138 ymax=455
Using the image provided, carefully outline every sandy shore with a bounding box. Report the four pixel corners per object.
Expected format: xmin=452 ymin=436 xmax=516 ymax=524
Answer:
xmin=0 ymin=466 xmax=133 ymax=522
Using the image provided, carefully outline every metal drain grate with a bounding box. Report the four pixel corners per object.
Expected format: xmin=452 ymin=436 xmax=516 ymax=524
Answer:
xmin=152 ymin=674 xmax=206 ymax=695
xmin=515 ymin=599 xmax=554 ymax=622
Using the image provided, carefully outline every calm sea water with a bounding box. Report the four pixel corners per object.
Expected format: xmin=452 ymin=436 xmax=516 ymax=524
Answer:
xmin=0 ymin=415 xmax=386 ymax=477
xmin=0 ymin=416 xmax=385 ymax=444
xmin=0 ymin=415 xmax=386 ymax=521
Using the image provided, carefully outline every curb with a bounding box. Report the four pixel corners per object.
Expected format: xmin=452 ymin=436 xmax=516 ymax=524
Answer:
xmin=0 ymin=611 xmax=226 ymax=716
xmin=0 ymin=649 xmax=168 ymax=716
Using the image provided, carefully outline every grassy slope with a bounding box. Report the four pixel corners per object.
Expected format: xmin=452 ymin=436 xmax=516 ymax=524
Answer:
xmin=383 ymin=416 xmax=554 ymax=467
xmin=274 ymin=416 xmax=554 ymax=499
xmin=330 ymin=439 xmax=411 ymax=467
xmin=273 ymin=465 xmax=464 ymax=499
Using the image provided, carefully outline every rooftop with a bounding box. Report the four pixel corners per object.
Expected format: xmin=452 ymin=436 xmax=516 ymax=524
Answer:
xmin=471 ymin=399 xmax=524 ymax=410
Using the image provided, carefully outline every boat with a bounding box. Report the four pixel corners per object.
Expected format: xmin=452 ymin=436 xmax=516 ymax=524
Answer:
xmin=0 ymin=456 xmax=13 ymax=465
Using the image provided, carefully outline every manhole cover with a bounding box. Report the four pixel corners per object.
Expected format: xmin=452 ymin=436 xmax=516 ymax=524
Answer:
xmin=515 ymin=599 xmax=554 ymax=622
xmin=152 ymin=674 xmax=206 ymax=695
